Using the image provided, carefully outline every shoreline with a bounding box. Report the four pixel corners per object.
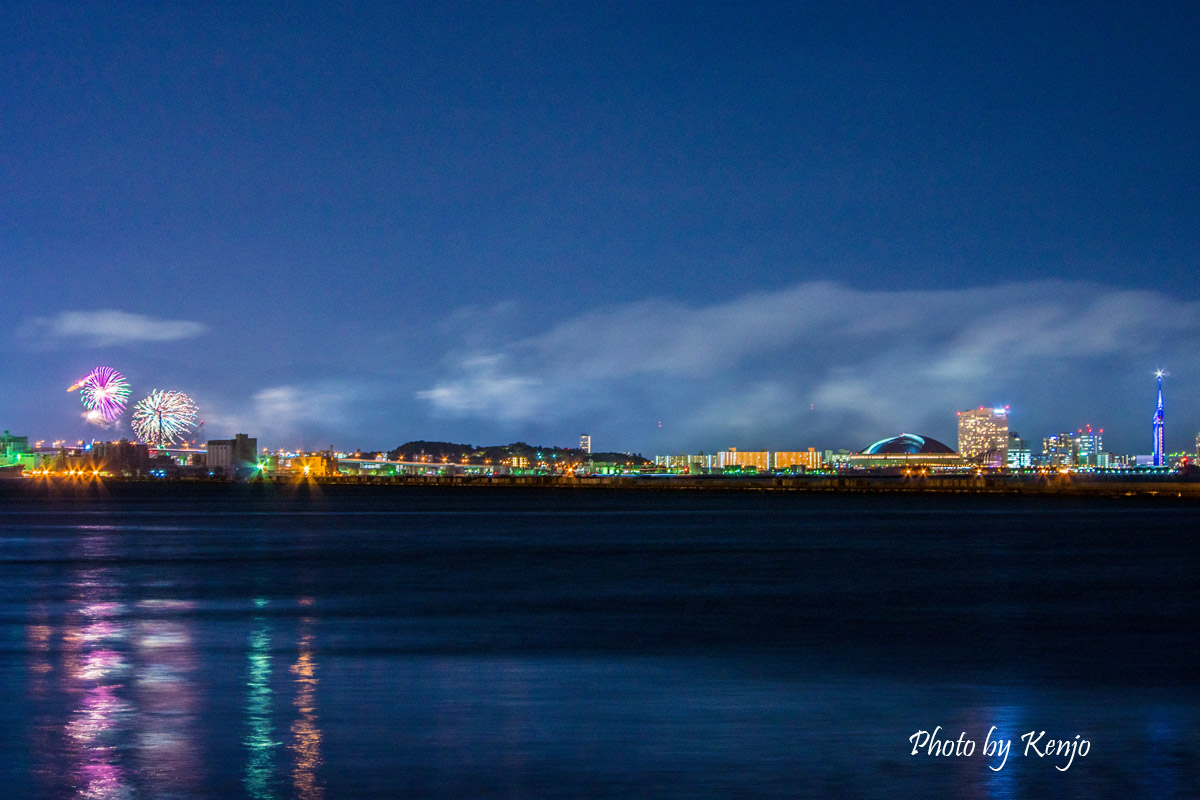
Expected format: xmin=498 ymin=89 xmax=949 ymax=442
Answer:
xmin=5 ymin=472 xmax=1200 ymax=498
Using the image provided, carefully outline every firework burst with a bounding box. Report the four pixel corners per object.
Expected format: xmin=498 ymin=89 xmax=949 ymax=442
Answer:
xmin=68 ymin=366 xmax=131 ymax=426
xmin=131 ymin=390 xmax=198 ymax=446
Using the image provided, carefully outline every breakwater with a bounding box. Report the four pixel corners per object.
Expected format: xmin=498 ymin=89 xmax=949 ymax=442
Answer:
xmin=7 ymin=472 xmax=1200 ymax=498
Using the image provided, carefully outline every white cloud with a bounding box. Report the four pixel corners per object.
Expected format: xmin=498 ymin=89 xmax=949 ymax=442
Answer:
xmin=416 ymin=355 xmax=544 ymax=420
xmin=27 ymin=310 xmax=207 ymax=347
xmin=202 ymin=382 xmax=359 ymax=446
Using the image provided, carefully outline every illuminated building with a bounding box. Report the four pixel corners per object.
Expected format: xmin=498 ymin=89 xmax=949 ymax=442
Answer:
xmin=1 ymin=429 xmax=29 ymax=456
xmin=718 ymin=448 xmax=770 ymax=471
xmin=654 ymin=449 xmax=822 ymax=473
xmin=1152 ymin=371 xmax=1165 ymax=467
xmin=1042 ymin=432 xmax=1075 ymax=466
xmin=654 ymin=454 xmax=705 ymax=471
xmin=91 ymin=439 xmax=152 ymax=475
xmin=579 ymin=434 xmax=591 ymax=455
xmin=1074 ymin=425 xmax=1103 ymax=467
xmin=772 ymin=448 xmax=822 ymax=470
xmin=1006 ymin=432 xmax=1032 ymax=468
xmin=2 ymin=429 xmax=33 ymax=471
xmin=206 ymin=434 xmax=259 ymax=477
xmin=845 ymin=433 xmax=963 ymax=470
xmin=957 ymin=407 xmax=1009 ymax=467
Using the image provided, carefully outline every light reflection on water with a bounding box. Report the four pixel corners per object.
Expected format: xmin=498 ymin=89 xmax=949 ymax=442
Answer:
xmin=132 ymin=602 xmax=201 ymax=798
xmin=16 ymin=530 xmax=330 ymax=800
xmin=4 ymin=497 xmax=1199 ymax=798
xmin=983 ymin=705 xmax=1021 ymax=800
xmin=289 ymin=609 xmax=324 ymax=800
xmin=62 ymin=532 xmax=134 ymax=800
xmin=244 ymin=615 xmax=278 ymax=800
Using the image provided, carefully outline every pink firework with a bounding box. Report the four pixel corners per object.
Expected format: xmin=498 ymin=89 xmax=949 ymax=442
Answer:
xmin=68 ymin=367 xmax=132 ymax=425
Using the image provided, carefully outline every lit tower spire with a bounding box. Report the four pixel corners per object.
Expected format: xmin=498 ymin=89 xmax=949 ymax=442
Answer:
xmin=1152 ymin=370 xmax=1165 ymax=467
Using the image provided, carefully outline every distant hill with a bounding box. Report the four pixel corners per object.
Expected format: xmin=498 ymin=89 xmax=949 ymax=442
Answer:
xmin=386 ymin=440 xmax=651 ymax=466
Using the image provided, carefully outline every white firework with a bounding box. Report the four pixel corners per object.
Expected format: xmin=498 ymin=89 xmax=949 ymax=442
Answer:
xmin=131 ymin=390 xmax=198 ymax=446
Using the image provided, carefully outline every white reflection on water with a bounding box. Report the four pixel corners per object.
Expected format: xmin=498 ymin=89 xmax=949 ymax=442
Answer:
xmin=133 ymin=600 xmax=201 ymax=798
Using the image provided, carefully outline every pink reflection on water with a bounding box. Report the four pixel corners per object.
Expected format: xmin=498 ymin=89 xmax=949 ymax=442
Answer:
xmin=63 ymin=580 xmax=134 ymax=800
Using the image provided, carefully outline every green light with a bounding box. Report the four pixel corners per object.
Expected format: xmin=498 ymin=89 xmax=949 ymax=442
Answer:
xmin=244 ymin=623 xmax=278 ymax=799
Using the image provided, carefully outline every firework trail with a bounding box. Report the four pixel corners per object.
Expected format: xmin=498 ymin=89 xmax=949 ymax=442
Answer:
xmin=68 ymin=366 xmax=131 ymax=426
xmin=131 ymin=390 xmax=198 ymax=446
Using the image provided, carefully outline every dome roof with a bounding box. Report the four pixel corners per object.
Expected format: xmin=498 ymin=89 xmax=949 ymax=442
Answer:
xmin=863 ymin=433 xmax=955 ymax=455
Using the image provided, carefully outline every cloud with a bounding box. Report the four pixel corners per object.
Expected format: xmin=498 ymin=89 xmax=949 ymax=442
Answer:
xmin=201 ymin=382 xmax=360 ymax=447
xmin=416 ymin=281 xmax=1200 ymax=452
xmin=416 ymin=355 xmax=544 ymax=420
xmin=26 ymin=310 xmax=207 ymax=348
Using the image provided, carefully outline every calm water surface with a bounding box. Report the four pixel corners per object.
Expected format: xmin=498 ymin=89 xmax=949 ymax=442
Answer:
xmin=1 ymin=483 xmax=1197 ymax=798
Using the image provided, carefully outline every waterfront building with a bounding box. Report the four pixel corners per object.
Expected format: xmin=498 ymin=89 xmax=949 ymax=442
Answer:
xmin=1006 ymin=432 xmax=1032 ymax=469
xmin=957 ymin=407 xmax=1009 ymax=467
xmin=207 ymin=434 xmax=259 ymax=477
xmin=773 ymin=448 xmax=822 ymax=471
xmin=2 ymin=430 xmax=31 ymax=468
xmin=580 ymin=434 xmax=591 ymax=455
xmin=845 ymin=434 xmax=963 ymax=470
xmin=1041 ymin=432 xmax=1077 ymax=467
xmin=654 ymin=449 xmax=822 ymax=473
xmin=1 ymin=430 xmax=33 ymax=473
xmin=1152 ymin=372 xmax=1165 ymax=467
xmin=91 ymin=439 xmax=152 ymax=475
xmin=281 ymin=453 xmax=336 ymax=476
xmin=718 ymin=448 xmax=770 ymax=472
xmin=2 ymin=430 xmax=29 ymax=456
xmin=825 ymin=450 xmax=853 ymax=467
xmin=1074 ymin=426 xmax=1104 ymax=467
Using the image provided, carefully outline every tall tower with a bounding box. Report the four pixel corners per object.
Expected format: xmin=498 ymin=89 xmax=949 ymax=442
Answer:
xmin=1152 ymin=371 xmax=1165 ymax=467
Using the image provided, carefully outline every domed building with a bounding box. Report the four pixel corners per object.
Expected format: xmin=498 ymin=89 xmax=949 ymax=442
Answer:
xmin=863 ymin=433 xmax=955 ymax=455
xmin=846 ymin=433 xmax=963 ymax=470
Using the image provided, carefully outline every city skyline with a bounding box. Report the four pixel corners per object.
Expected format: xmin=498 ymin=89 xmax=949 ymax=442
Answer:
xmin=3 ymin=3 xmax=1198 ymax=453
xmin=2 ymin=339 xmax=1194 ymax=458
xmin=8 ymin=369 xmax=1191 ymax=466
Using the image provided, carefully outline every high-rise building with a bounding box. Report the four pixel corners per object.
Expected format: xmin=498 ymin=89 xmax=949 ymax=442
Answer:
xmin=1042 ymin=433 xmax=1076 ymax=467
xmin=1074 ymin=425 xmax=1103 ymax=467
xmin=1152 ymin=371 xmax=1165 ymax=467
xmin=1006 ymin=432 xmax=1032 ymax=468
xmin=957 ymin=407 xmax=1009 ymax=467
xmin=580 ymin=434 xmax=591 ymax=455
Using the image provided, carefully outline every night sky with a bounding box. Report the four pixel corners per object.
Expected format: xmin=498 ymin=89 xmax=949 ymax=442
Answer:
xmin=4 ymin=1 xmax=1198 ymax=455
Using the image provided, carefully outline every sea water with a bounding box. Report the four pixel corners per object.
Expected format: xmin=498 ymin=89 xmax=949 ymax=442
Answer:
xmin=0 ymin=483 xmax=1197 ymax=798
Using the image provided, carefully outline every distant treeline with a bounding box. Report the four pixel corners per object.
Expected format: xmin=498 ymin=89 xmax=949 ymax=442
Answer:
xmin=382 ymin=440 xmax=650 ymax=465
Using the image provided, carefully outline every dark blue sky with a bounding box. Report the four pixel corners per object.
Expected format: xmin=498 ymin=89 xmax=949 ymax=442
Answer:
xmin=3 ymin=1 xmax=1198 ymax=454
